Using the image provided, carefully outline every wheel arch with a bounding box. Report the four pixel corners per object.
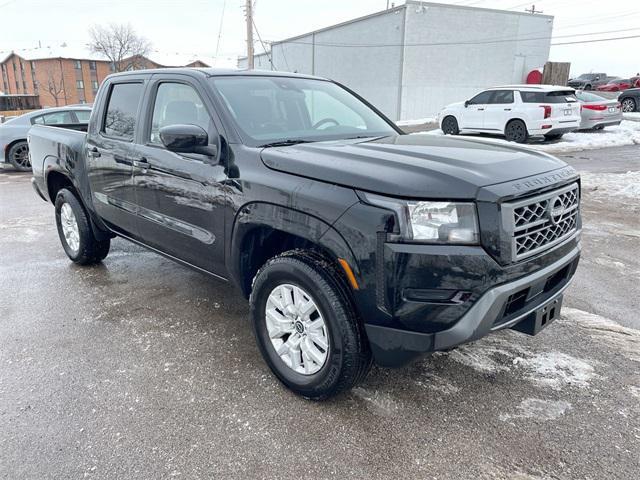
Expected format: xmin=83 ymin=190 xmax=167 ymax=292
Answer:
xmin=45 ymin=167 xmax=112 ymax=241
xmin=5 ymin=138 xmax=27 ymax=156
xmin=228 ymin=202 xmax=359 ymax=299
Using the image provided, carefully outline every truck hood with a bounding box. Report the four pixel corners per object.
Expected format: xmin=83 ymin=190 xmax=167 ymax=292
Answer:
xmin=260 ymin=134 xmax=568 ymax=199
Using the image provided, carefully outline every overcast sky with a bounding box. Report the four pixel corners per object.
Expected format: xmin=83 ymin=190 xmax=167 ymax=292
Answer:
xmin=1 ymin=0 xmax=638 ymax=76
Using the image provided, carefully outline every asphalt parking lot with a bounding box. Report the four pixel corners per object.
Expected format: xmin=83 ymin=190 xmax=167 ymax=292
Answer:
xmin=1 ymin=145 xmax=639 ymax=479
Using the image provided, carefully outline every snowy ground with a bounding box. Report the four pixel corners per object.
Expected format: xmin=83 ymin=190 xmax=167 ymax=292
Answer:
xmin=623 ymin=112 xmax=640 ymax=121
xmin=581 ymin=171 xmax=640 ymax=199
xmin=412 ymin=120 xmax=640 ymax=154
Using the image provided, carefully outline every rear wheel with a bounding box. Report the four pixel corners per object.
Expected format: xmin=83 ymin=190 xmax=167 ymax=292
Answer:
xmin=8 ymin=141 xmax=30 ymax=171
xmin=621 ymin=98 xmax=637 ymax=113
xmin=441 ymin=116 xmax=459 ymax=135
xmin=584 ymin=84 xmax=592 ymax=91
xmin=55 ymin=188 xmax=110 ymax=265
xmin=250 ymin=250 xmax=372 ymax=400
xmin=505 ymin=120 xmax=529 ymax=143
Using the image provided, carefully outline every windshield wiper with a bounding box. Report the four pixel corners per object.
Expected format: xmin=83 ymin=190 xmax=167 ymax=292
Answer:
xmin=258 ymin=139 xmax=312 ymax=148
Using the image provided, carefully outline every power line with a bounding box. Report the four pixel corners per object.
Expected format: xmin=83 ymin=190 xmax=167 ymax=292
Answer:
xmin=551 ymin=34 xmax=640 ymax=46
xmin=251 ymin=17 xmax=275 ymax=70
xmin=265 ymin=26 xmax=640 ymax=49
xmin=213 ymin=0 xmax=226 ymax=66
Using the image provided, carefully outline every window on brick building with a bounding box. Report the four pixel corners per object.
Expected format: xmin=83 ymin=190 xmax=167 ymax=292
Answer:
xmin=75 ymin=60 xmax=82 ymax=69
xmin=76 ymin=80 xmax=84 ymax=89
xmin=92 ymin=80 xmax=99 ymax=91
xmin=89 ymin=61 xmax=97 ymax=71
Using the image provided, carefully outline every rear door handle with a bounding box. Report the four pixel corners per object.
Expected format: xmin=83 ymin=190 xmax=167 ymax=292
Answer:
xmin=477 ymin=108 xmax=485 ymax=111
xmin=504 ymin=108 xmax=512 ymax=111
xmin=87 ymin=146 xmax=101 ymax=158
xmin=132 ymin=157 xmax=150 ymax=169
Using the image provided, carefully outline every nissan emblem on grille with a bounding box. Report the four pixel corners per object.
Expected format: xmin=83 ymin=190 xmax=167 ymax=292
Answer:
xmin=548 ymin=196 xmax=566 ymax=225
xmin=503 ymin=183 xmax=579 ymax=261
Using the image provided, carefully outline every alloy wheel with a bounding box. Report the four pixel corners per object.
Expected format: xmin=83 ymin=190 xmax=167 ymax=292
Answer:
xmin=622 ymin=98 xmax=636 ymax=113
xmin=265 ymin=284 xmax=329 ymax=375
xmin=11 ymin=143 xmax=30 ymax=169
xmin=60 ymin=203 xmax=80 ymax=254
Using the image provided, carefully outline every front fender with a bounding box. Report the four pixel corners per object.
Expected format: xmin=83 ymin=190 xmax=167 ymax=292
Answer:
xmin=227 ymin=201 xmax=360 ymax=295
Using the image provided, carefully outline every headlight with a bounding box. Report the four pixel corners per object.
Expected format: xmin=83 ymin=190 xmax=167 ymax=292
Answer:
xmin=361 ymin=193 xmax=479 ymax=244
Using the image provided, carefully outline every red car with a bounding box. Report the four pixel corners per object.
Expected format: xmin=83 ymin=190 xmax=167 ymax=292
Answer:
xmin=597 ymin=79 xmax=632 ymax=92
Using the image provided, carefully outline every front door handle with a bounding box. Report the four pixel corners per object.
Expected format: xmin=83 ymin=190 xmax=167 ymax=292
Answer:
xmin=132 ymin=157 xmax=150 ymax=169
xmin=477 ymin=108 xmax=485 ymax=111
xmin=87 ymin=146 xmax=101 ymax=158
xmin=504 ymin=108 xmax=512 ymax=111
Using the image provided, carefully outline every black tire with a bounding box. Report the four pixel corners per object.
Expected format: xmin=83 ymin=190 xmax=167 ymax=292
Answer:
xmin=593 ymin=125 xmax=605 ymax=131
xmin=250 ymin=250 xmax=372 ymax=400
xmin=544 ymin=133 xmax=564 ymax=141
xmin=8 ymin=141 xmax=31 ymax=172
xmin=584 ymin=84 xmax=592 ymax=91
xmin=621 ymin=97 xmax=637 ymax=113
xmin=55 ymin=188 xmax=110 ymax=265
xmin=505 ymin=119 xmax=529 ymax=143
xmin=441 ymin=116 xmax=459 ymax=135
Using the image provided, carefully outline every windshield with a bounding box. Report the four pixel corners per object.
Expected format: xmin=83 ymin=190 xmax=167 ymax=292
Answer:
xmin=577 ymin=74 xmax=596 ymax=80
xmin=210 ymin=76 xmax=397 ymax=146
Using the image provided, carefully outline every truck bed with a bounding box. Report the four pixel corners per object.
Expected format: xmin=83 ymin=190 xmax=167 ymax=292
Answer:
xmin=28 ymin=123 xmax=88 ymax=203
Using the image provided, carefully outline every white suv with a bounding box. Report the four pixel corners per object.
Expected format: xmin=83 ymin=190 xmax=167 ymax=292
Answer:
xmin=438 ymin=85 xmax=581 ymax=143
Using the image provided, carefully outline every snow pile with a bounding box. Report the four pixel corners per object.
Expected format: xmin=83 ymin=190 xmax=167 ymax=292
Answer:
xmin=535 ymin=120 xmax=640 ymax=153
xmin=623 ymin=112 xmax=640 ymax=121
xmin=395 ymin=117 xmax=436 ymax=127
xmin=580 ymin=171 xmax=640 ymax=200
xmin=411 ymin=120 xmax=640 ymax=153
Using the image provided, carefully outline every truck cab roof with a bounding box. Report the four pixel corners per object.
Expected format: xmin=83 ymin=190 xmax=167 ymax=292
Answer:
xmin=107 ymin=67 xmax=327 ymax=81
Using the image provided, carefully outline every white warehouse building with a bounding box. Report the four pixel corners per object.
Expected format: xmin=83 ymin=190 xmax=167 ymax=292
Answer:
xmin=238 ymin=1 xmax=554 ymax=121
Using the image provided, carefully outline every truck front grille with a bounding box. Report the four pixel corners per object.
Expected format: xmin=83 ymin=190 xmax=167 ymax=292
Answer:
xmin=503 ymin=183 xmax=579 ymax=261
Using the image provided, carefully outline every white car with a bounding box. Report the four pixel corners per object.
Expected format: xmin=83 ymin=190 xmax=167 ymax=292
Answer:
xmin=438 ymin=85 xmax=581 ymax=143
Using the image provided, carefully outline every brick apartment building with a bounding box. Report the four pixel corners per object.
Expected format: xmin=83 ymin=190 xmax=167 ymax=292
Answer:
xmin=1 ymin=47 xmax=112 ymax=109
xmin=1 ymin=45 xmax=224 ymax=113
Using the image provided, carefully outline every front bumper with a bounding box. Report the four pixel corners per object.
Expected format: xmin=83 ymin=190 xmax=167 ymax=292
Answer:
xmin=365 ymin=241 xmax=580 ymax=367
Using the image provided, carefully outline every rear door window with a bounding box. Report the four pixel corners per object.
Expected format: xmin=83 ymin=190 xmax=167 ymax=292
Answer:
xmin=102 ymin=83 xmax=144 ymax=140
xmin=31 ymin=111 xmax=75 ymax=125
xmin=520 ymin=91 xmax=577 ymax=103
xmin=74 ymin=110 xmax=91 ymax=123
xmin=488 ymin=90 xmax=514 ymax=104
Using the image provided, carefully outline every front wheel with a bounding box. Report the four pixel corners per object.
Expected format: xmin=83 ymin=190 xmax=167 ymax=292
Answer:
xmin=250 ymin=251 xmax=372 ymax=400
xmin=505 ymin=120 xmax=529 ymax=143
xmin=441 ymin=116 xmax=459 ymax=135
xmin=621 ymin=98 xmax=637 ymax=113
xmin=55 ymin=189 xmax=110 ymax=265
xmin=8 ymin=141 xmax=31 ymax=171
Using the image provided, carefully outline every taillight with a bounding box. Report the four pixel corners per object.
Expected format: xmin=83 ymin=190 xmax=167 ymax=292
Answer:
xmin=583 ymin=104 xmax=607 ymax=111
xmin=541 ymin=105 xmax=552 ymax=118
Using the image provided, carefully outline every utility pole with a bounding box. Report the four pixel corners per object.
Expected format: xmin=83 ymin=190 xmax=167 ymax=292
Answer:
xmin=525 ymin=4 xmax=543 ymax=14
xmin=245 ymin=0 xmax=254 ymax=69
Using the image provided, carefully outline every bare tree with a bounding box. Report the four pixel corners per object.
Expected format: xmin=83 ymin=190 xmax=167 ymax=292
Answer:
xmin=88 ymin=23 xmax=152 ymax=72
xmin=40 ymin=64 xmax=67 ymax=107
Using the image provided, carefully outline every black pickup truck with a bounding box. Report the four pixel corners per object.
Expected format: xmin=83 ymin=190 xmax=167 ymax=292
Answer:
xmin=29 ymin=69 xmax=581 ymax=399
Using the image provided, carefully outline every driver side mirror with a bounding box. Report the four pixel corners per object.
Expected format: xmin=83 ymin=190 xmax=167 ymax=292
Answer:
xmin=160 ymin=124 xmax=218 ymax=158
xmin=464 ymin=100 xmax=470 ymax=108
